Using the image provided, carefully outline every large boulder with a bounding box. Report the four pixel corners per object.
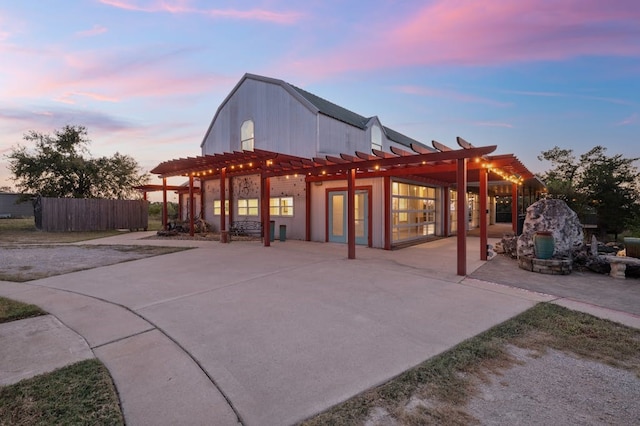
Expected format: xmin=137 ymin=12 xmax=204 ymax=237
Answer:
xmin=517 ymin=199 xmax=584 ymax=258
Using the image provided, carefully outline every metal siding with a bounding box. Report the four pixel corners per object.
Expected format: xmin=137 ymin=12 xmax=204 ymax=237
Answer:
xmin=317 ymin=115 xmax=368 ymax=156
xmin=203 ymin=79 xmax=317 ymax=157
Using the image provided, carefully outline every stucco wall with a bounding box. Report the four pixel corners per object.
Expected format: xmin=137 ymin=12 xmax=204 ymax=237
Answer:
xmin=198 ymin=174 xmax=307 ymax=240
xmin=309 ymin=177 xmax=385 ymax=248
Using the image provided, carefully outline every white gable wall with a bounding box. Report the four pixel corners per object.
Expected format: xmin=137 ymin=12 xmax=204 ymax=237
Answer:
xmin=202 ymin=78 xmax=318 ymax=158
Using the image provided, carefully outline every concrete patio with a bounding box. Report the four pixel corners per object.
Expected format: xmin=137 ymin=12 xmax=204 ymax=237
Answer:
xmin=1 ymin=232 xmax=638 ymax=425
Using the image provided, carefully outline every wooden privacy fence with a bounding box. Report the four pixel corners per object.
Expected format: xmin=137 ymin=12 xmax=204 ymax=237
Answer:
xmin=35 ymin=197 xmax=149 ymax=231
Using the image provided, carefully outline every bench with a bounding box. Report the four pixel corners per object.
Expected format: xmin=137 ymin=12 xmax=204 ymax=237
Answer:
xmin=601 ymin=255 xmax=640 ymax=279
xmin=229 ymin=220 xmax=263 ymax=237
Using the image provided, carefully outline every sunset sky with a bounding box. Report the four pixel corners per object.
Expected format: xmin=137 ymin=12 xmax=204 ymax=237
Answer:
xmin=1 ymin=0 xmax=639 ymax=194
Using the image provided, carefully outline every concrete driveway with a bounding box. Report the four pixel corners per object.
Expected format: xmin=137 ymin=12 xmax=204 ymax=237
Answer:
xmin=1 ymin=236 xmax=552 ymax=426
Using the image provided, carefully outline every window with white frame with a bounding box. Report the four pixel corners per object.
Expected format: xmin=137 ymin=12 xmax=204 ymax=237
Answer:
xmin=270 ymin=197 xmax=294 ymax=217
xmin=213 ymin=200 xmax=230 ymax=215
xmin=241 ymin=119 xmax=254 ymax=151
xmin=237 ymin=198 xmax=259 ymax=216
xmin=371 ymin=124 xmax=383 ymax=152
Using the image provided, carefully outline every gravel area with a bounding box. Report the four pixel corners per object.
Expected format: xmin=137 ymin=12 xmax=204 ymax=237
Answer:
xmin=467 ymin=345 xmax=640 ymax=425
xmin=364 ymin=345 xmax=640 ymax=425
xmin=0 ymin=245 xmax=183 ymax=281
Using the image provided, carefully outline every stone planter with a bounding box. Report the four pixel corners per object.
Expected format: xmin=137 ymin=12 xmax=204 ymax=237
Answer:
xmin=518 ymin=255 xmax=572 ymax=275
xmin=534 ymin=231 xmax=555 ymax=259
xmin=624 ymin=237 xmax=640 ymax=259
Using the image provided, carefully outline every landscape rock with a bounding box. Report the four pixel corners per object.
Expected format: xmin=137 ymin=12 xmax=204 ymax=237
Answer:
xmin=500 ymin=234 xmax=519 ymax=258
xmin=517 ymin=199 xmax=583 ymax=259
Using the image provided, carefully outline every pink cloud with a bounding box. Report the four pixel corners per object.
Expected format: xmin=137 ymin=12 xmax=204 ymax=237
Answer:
xmin=503 ymin=90 xmax=565 ymax=98
xmin=394 ymin=85 xmax=511 ymax=107
xmin=54 ymin=91 xmax=119 ymax=104
xmin=99 ymin=0 xmax=303 ymax=24
xmin=1 ymin=44 xmax=236 ymax=103
xmin=288 ymin=0 xmax=640 ymax=76
xmin=504 ymin=90 xmax=635 ymax=106
xmin=75 ymin=25 xmax=108 ymax=37
xmin=473 ymin=121 xmax=514 ymax=128
xmin=616 ymin=113 xmax=638 ymax=126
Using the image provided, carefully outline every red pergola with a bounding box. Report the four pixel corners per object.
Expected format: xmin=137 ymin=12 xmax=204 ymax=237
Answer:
xmin=146 ymin=137 xmax=539 ymax=275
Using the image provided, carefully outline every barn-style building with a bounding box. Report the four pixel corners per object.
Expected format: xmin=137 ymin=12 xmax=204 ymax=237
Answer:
xmin=148 ymin=73 xmax=544 ymax=275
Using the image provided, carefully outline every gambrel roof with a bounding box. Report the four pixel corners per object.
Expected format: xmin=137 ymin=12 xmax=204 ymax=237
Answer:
xmin=201 ymin=73 xmax=432 ymax=151
xmin=291 ymin=85 xmax=370 ymax=129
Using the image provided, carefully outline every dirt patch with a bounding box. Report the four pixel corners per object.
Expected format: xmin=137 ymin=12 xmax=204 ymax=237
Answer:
xmin=0 ymin=245 xmax=188 ymax=281
xmin=466 ymin=345 xmax=640 ymax=425
xmin=363 ymin=345 xmax=640 ymax=425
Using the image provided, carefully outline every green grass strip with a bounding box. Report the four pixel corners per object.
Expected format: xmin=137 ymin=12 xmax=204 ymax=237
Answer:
xmin=0 ymin=297 xmax=46 ymax=324
xmin=0 ymin=359 xmax=123 ymax=426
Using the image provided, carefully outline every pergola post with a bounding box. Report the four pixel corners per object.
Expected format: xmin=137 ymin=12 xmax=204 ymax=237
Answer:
xmin=511 ymin=182 xmax=519 ymax=234
xmin=347 ymin=167 xmax=356 ymax=259
xmin=456 ymin=158 xmax=467 ymax=276
xmin=162 ymin=177 xmax=168 ymax=231
xmin=305 ymin=179 xmax=311 ymax=241
xmin=263 ymin=174 xmax=271 ymax=247
xmin=189 ymin=175 xmax=195 ymax=236
xmin=383 ymin=176 xmax=391 ymax=250
xmin=199 ymin=178 xmax=205 ymax=220
xmin=220 ymin=167 xmax=227 ymax=243
xmin=229 ymin=176 xmax=234 ymax=227
xmin=479 ymin=167 xmax=488 ymax=260
xmin=443 ymin=186 xmax=450 ymax=237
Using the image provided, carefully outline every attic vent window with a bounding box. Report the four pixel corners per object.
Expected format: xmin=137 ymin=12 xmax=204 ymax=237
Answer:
xmin=241 ymin=119 xmax=254 ymax=151
xmin=371 ymin=124 xmax=382 ymax=152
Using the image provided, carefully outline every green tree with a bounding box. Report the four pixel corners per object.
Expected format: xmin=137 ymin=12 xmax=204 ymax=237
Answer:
xmin=538 ymin=145 xmax=640 ymax=239
xmin=6 ymin=125 xmax=149 ymax=199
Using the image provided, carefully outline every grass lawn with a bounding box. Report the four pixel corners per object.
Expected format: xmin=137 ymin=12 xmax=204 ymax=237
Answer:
xmin=0 ymin=359 xmax=123 ymax=426
xmin=0 ymin=297 xmax=46 ymax=324
xmin=0 ymin=299 xmax=124 ymax=425
xmin=302 ymin=303 xmax=640 ymax=425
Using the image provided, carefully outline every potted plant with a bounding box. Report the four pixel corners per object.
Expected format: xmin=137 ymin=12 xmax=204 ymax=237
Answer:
xmin=534 ymin=231 xmax=554 ymax=259
xmin=623 ymin=236 xmax=640 ymax=259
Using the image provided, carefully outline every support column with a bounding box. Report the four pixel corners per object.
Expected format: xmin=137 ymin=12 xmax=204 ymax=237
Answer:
xmin=511 ymin=182 xmax=519 ymax=234
xmin=162 ymin=177 xmax=168 ymax=231
xmin=220 ymin=167 xmax=227 ymax=243
xmin=347 ymin=168 xmax=356 ymax=259
xmin=443 ymin=186 xmax=450 ymax=238
xmin=456 ymin=158 xmax=467 ymax=276
xmin=263 ymin=174 xmax=271 ymax=247
xmin=200 ymin=179 xmax=205 ymax=220
xmin=305 ymin=179 xmax=311 ymax=241
xmin=229 ymin=176 xmax=234 ymax=227
xmin=189 ymin=174 xmax=195 ymax=236
xmin=384 ymin=176 xmax=391 ymax=250
xmin=178 ymin=192 xmax=183 ymax=222
xmin=479 ymin=167 xmax=488 ymax=260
